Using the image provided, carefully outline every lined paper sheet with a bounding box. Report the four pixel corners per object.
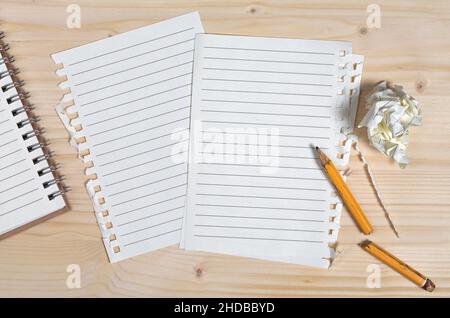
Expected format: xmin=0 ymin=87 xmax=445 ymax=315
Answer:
xmin=0 ymin=60 xmax=65 ymax=236
xmin=183 ymin=34 xmax=353 ymax=268
xmin=52 ymin=12 xmax=204 ymax=262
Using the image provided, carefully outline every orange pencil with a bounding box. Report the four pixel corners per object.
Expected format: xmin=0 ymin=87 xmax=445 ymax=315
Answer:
xmin=315 ymin=147 xmax=373 ymax=235
xmin=360 ymin=240 xmax=435 ymax=292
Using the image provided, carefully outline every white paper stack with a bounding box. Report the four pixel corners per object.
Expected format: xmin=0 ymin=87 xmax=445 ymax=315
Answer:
xmin=53 ymin=12 xmax=364 ymax=267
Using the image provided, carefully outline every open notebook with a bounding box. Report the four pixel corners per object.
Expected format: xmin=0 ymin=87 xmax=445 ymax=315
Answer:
xmin=0 ymin=32 xmax=66 ymax=236
xmin=182 ymin=34 xmax=363 ymax=268
xmin=53 ymin=12 xmax=204 ymax=262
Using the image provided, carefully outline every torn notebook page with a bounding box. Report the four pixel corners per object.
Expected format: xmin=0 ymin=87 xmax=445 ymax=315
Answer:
xmin=182 ymin=34 xmax=362 ymax=268
xmin=52 ymin=12 xmax=203 ymax=262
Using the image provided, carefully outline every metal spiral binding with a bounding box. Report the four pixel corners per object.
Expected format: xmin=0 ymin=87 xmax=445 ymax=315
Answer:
xmin=22 ymin=127 xmax=44 ymax=141
xmin=0 ymin=55 xmax=15 ymax=66
xmin=48 ymin=187 xmax=70 ymax=201
xmin=12 ymin=104 xmax=34 ymax=116
xmin=17 ymin=115 xmax=39 ymax=128
xmin=0 ymin=67 xmax=19 ymax=80
xmin=0 ymin=31 xmax=68 ymax=201
xmin=2 ymin=79 xmax=24 ymax=92
xmin=37 ymin=164 xmax=60 ymax=177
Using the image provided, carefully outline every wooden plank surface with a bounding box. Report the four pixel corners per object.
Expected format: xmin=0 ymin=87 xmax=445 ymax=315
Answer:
xmin=0 ymin=0 xmax=449 ymax=297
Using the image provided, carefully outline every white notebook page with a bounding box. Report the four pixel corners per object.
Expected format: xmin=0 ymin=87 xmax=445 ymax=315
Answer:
xmin=0 ymin=61 xmax=65 ymax=236
xmin=183 ymin=34 xmax=354 ymax=268
xmin=52 ymin=12 xmax=203 ymax=262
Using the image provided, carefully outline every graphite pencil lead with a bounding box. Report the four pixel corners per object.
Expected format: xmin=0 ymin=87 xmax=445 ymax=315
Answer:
xmin=315 ymin=146 xmax=330 ymax=166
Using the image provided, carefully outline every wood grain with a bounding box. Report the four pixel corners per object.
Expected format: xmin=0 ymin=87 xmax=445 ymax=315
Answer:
xmin=0 ymin=0 xmax=449 ymax=297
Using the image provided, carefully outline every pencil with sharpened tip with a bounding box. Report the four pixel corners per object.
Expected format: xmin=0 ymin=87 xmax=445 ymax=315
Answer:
xmin=315 ymin=146 xmax=373 ymax=235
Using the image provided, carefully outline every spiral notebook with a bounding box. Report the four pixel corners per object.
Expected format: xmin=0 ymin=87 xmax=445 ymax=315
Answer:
xmin=52 ymin=12 xmax=204 ymax=262
xmin=0 ymin=32 xmax=66 ymax=237
xmin=182 ymin=34 xmax=363 ymax=268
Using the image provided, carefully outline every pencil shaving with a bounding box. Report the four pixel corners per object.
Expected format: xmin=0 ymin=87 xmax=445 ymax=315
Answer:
xmin=358 ymin=81 xmax=422 ymax=168
xmin=352 ymin=139 xmax=400 ymax=237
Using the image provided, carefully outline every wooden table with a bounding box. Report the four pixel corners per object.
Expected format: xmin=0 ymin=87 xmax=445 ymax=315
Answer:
xmin=0 ymin=0 xmax=449 ymax=297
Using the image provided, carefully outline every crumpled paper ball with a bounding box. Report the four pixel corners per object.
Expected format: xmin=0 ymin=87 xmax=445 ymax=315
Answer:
xmin=358 ymin=81 xmax=422 ymax=168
